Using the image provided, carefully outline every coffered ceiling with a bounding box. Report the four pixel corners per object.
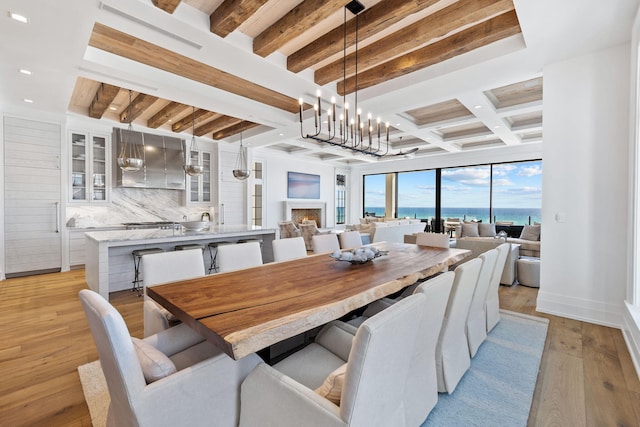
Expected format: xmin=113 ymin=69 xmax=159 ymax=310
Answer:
xmin=2 ymin=0 xmax=638 ymax=165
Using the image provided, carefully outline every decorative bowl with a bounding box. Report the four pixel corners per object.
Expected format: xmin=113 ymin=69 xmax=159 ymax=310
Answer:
xmin=181 ymin=221 xmax=209 ymax=231
xmin=330 ymin=247 xmax=388 ymax=264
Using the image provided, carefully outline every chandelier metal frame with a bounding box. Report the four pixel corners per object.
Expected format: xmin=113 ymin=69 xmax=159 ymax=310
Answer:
xmin=298 ymin=0 xmax=391 ymax=158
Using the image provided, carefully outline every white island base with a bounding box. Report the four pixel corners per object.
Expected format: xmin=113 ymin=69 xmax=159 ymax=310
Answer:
xmin=85 ymin=225 xmax=276 ymax=300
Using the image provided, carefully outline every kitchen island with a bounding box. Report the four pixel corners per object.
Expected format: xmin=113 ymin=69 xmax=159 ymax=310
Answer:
xmin=85 ymin=225 xmax=276 ymax=300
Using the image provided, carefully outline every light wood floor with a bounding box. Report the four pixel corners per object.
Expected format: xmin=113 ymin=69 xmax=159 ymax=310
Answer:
xmin=0 ymin=270 xmax=638 ymax=426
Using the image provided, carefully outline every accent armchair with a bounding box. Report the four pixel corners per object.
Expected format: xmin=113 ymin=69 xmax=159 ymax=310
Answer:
xmin=240 ymin=293 xmax=427 ymax=427
xmin=79 ymin=289 xmax=261 ymax=427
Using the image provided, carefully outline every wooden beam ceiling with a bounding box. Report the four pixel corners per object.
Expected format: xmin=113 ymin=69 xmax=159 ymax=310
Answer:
xmin=171 ymin=109 xmax=222 ymax=134
xmin=88 ymin=83 xmax=119 ymax=119
xmin=89 ymin=23 xmax=301 ymax=114
xmin=287 ymin=0 xmax=440 ymax=74
xmin=253 ymin=0 xmax=345 ymax=58
xmin=212 ymin=121 xmax=260 ymax=140
xmin=120 ymin=93 xmax=159 ymax=123
xmin=147 ymin=102 xmax=190 ymax=129
xmin=315 ymin=0 xmax=514 ymax=86
xmin=152 ymin=0 xmax=182 ymax=14
xmin=337 ymin=11 xmax=521 ymax=95
xmin=210 ymin=0 xmax=269 ymax=38
xmin=195 ymin=115 xmax=243 ymax=136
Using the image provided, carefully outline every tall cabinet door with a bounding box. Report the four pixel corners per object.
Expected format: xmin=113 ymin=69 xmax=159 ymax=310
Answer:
xmin=219 ymin=148 xmax=246 ymax=225
xmin=4 ymin=117 xmax=62 ymax=276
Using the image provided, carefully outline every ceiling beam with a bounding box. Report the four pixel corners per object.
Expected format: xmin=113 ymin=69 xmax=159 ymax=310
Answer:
xmin=152 ymin=0 xmax=181 ymax=14
xmin=210 ymin=0 xmax=269 ymax=38
xmin=147 ymin=101 xmax=190 ymax=129
xmin=195 ymin=115 xmax=244 ymax=136
xmin=89 ymin=23 xmax=301 ymax=114
xmin=212 ymin=121 xmax=260 ymax=140
xmin=287 ymin=0 xmax=440 ymax=73
xmin=88 ymin=83 xmax=120 ymax=119
xmin=120 ymin=93 xmax=159 ymax=123
xmin=172 ymin=110 xmax=222 ymax=134
xmin=337 ymin=11 xmax=521 ymax=95
xmin=315 ymin=0 xmax=514 ymax=86
xmin=253 ymin=0 xmax=345 ymax=58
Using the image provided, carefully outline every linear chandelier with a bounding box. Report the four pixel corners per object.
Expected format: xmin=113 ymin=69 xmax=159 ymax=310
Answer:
xmin=299 ymin=0 xmax=392 ymax=158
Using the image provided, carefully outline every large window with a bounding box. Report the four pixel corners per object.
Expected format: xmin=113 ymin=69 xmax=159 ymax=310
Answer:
xmin=397 ymin=170 xmax=436 ymax=219
xmin=363 ymin=174 xmax=387 ymax=217
xmin=363 ymin=159 xmax=541 ymax=226
xmin=492 ymin=160 xmax=542 ymax=225
xmin=441 ymin=165 xmax=491 ymax=223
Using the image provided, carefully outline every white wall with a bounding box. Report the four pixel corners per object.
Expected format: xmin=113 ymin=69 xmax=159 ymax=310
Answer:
xmin=538 ymin=43 xmax=630 ymax=327
xmin=256 ymin=150 xmax=338 ymax=229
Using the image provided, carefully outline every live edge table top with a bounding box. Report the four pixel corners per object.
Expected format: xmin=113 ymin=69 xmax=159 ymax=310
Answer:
xmin=147 ymin=242 xmax=470 ymax=360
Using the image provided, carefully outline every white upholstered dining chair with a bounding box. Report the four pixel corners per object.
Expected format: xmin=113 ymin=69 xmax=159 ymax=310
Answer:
xmin=272 ymin=236 xmax=307 ymax=262
xmin=465 ymin=248 xmax=498 ymax=357
xmin=338 ymin=230 xmax=363 ymax=249
xmin=312 ymin=233 xmax=340 ymax=254
xmin=436 ymin=257 xmax=482 ymax=393
xmin=485 ymin=243 xmax=510 ymax=332
xmin=415 ymin=231 xmax=450 ymax=248
xmin=217 ymin=241 xmax=263 ymax=272
xmin=141 ymin=249 xmax=205 ymax=337
xmin=239 ymin=293 xmax=427 ymax=427
xmin=79 ymin=289 xmax=261 ymax=427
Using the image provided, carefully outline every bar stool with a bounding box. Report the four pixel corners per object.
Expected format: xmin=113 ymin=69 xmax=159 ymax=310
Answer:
xmin=131 ymin=248 xmax=164 ymax=296
xmin=207 ymin=241 xmax=232 ymax=274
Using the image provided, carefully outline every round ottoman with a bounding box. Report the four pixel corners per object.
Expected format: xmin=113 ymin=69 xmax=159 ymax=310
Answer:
xmin=517 ymin=256 xmax=540 ymax=288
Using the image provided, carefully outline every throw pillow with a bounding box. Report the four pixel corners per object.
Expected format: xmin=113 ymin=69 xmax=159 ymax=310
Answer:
xmin=520 ymin=224 xmax=541 ymax=241
xmin=461 ymin=222 xmax=479 ymax=237
xmin=478 ymin=223 xmax=496 ymax=237
xmin=131 ymin=337 xmax=177 ymax=383
xmin=315 ymin=363 xmax=347 ymax=405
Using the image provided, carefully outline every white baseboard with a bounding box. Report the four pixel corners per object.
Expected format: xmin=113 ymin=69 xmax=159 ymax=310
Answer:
xmin=536 ymin=289 xmax=623 ymax=328
xmin=623 ymin=302 xmax=640 ymax=382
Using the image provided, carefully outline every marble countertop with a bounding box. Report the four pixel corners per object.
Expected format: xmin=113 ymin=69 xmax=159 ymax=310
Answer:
xmin=85 ymin=224 xmax=275 ymax=243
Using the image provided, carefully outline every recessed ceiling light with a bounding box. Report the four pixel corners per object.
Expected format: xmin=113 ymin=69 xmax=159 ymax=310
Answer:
xmin=9 ymin=12 xmax=28 ymax=23
xmin=474 ymin=105 xmax=482 ymax=109
xmin=23 ymin=98 xmax=33 ymax=103
xmin=279 ymin=133 xmax=284 ymax=136
xmin=396 ymin=123 xmax=401 ymax=126
xmin=494 ymin=125 xmax=500 ymax=129
xmin=109 ymin=106 xmax=117 ymax=111
xmin=18 ymin=69 xmax=31 ymax=75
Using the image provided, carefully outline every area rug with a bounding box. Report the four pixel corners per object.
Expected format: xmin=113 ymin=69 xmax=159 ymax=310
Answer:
xmin=423 ymin=309 xmax=549 ymax=426
xmin=78 ymin=309 xmax=547 ymax=427
xmin=78 ymin=360 xmax=108 ymax=427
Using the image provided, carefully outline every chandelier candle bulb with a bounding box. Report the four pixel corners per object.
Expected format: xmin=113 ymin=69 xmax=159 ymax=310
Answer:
xmin=314 ymin=104 xmax=318 ymax=128
xmin=327 ymin=109 xmax=332 ymax=132
xmin=386 ymin=122 xmax=390 ymax=140
xmin=316 ymin=90 xmax=322 ymax=120
xmin=298 ymin=98 xmax=303 ymax=123
xmin=331 ymin=97 xmax=336 ymax=119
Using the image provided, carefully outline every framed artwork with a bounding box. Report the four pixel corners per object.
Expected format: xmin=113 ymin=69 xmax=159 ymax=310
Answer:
xmin=287 ymin=171 xmax=320 ymax=199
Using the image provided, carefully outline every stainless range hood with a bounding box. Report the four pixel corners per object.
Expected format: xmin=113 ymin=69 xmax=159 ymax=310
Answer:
xmin=113 ymin=128 xmax=186 ymax=190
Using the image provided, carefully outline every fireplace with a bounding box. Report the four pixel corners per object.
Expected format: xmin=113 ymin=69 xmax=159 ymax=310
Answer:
xmin=284 ymin=201 xmax=326 ymax=228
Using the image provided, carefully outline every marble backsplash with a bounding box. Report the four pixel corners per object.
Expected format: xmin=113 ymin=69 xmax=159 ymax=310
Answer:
xmin=66 ymin=187 xmax=214 ymax=228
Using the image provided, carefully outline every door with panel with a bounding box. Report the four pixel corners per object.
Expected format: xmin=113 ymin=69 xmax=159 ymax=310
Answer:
xmin=4 ymin=117 xmax=62 ymax=277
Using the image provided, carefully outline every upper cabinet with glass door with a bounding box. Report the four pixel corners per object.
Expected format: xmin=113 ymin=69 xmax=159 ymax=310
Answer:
xmin=70 ymin=131 xmax=110 ymax=203
xmin=187 ymin=149 xmax=213 ymax=204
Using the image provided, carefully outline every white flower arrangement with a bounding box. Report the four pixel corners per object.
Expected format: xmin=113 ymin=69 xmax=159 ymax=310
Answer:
xmin=330 ymin=246 xmax=388 ymax=264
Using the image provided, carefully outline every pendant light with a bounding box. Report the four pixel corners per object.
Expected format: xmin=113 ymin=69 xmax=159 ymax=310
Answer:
xmin=232 ymin=126 xmax=250 ymax=180
xmin=117 ymin=90 xmax=144 ymax=172
xmin=183 ymin=106 xmax=204 ymax=176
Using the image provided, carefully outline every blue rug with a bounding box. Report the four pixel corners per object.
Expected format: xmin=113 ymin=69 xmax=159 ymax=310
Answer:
xmin=423 ymin=310 xmax=548 ymax=426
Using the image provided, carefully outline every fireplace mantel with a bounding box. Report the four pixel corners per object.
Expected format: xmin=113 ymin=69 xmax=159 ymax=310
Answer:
xmin=284 ymin=201 xmax=326 ymax=227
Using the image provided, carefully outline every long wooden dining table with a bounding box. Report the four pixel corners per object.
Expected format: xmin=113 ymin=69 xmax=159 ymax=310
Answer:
xmin=147 ymin=242 xmax=470 ymax=360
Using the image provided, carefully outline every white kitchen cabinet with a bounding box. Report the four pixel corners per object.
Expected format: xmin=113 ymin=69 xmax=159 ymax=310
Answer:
xmin=70 ymin=130 xmax=110 ymax=203
xmin=186 ymin=149 xmax=213 ymax=204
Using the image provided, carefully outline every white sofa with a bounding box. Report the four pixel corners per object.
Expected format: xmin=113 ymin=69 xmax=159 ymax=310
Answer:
xmin=454 ymin=223 xmax=541 ymax=257
xmin=349 ymin=219 xmax=425 ymax=244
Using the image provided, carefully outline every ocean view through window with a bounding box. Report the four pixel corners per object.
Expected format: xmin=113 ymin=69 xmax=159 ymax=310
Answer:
xmin=363 ymin=160 xmax=542 ymax=225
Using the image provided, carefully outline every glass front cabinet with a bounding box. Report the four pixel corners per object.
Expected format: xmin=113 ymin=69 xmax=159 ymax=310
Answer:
xmin=70 ymin=131 xmax=110 ymax=203
xmin=187 ymin=149 xmax=213 ymax=204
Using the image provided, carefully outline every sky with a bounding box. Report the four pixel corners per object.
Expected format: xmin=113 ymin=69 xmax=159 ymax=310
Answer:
xmin=364 ymin=160 xmax=542 ymax=209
